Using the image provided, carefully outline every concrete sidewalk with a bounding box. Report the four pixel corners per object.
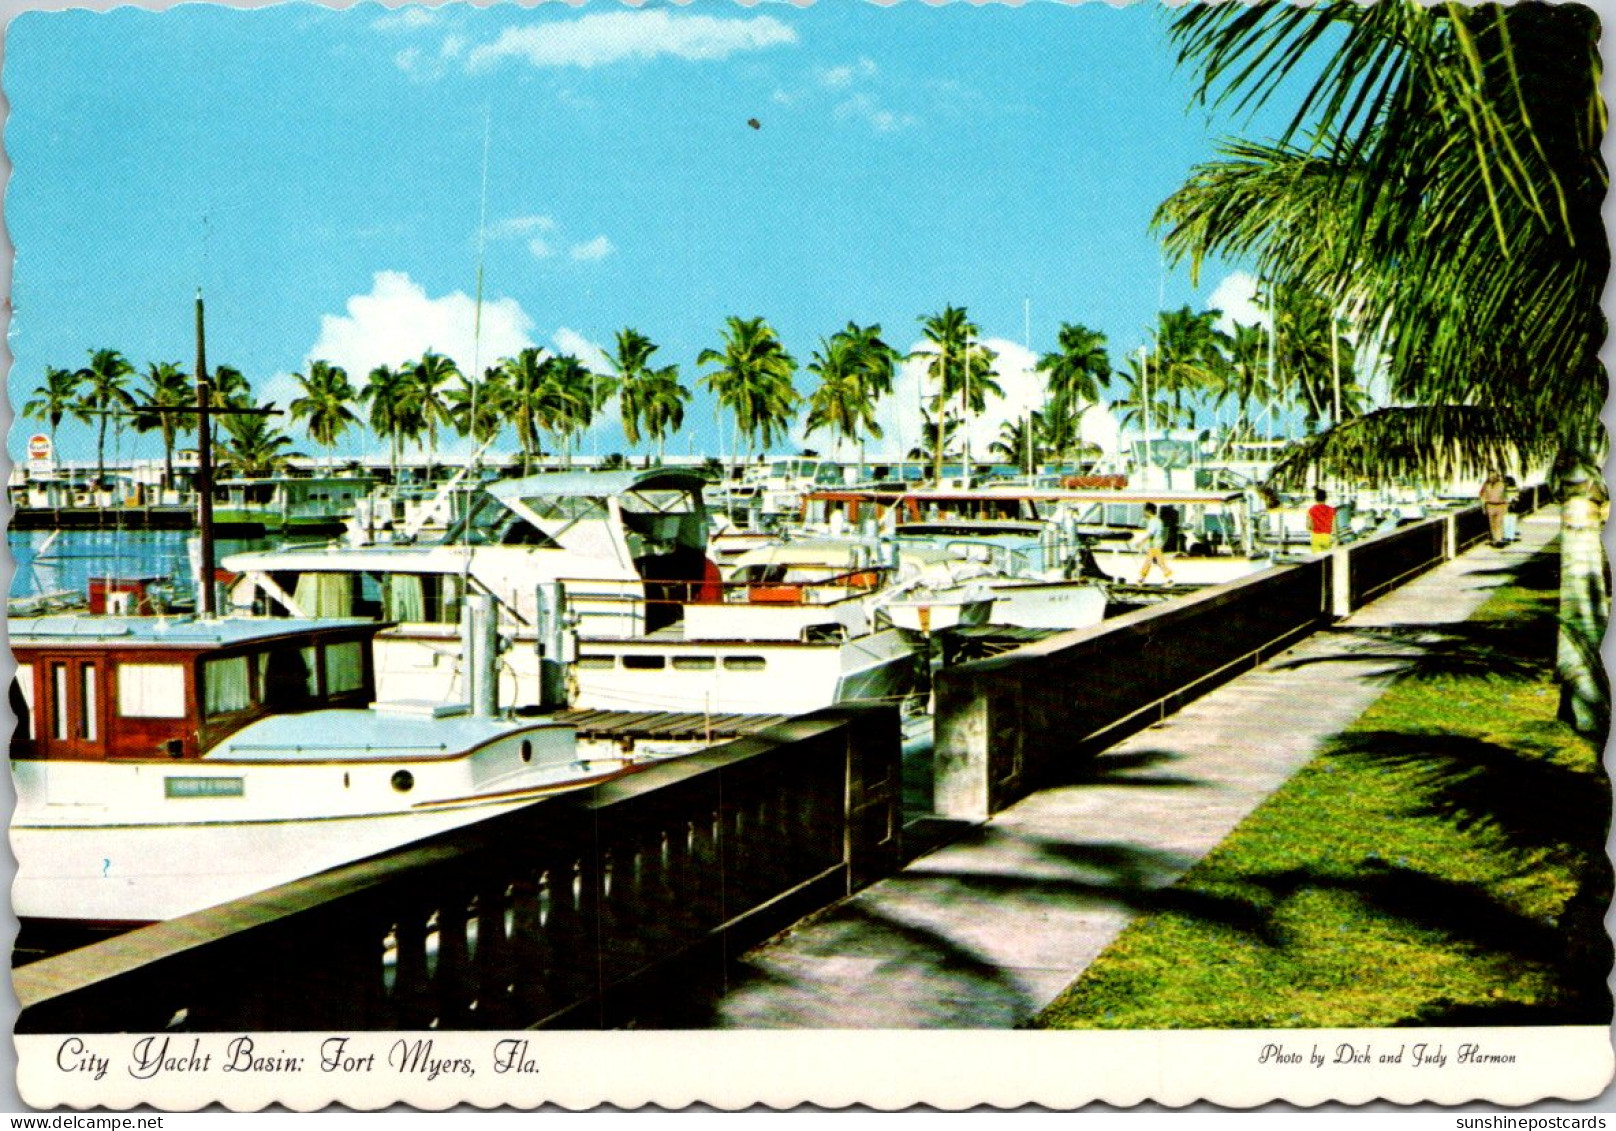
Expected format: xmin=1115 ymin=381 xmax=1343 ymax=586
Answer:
xmin=706 ymin=510 xmax=1562 ymax=1028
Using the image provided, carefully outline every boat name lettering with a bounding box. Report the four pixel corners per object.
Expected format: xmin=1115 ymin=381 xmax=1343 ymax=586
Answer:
xmin=164 ymin=776 xmax=245 ymax=799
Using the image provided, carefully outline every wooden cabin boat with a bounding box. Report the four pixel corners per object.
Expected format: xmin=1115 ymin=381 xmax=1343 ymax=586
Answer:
xmin=8 ymin=613 xmax=627 ymax=927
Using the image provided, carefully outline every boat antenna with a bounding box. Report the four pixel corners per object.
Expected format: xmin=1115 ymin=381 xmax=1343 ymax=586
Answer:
xmin=459 ymin=111 xmax=492 ymax=599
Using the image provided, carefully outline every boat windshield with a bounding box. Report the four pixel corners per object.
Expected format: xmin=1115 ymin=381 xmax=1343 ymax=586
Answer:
xmin=445 ymin=491 xmax=562 ymax=548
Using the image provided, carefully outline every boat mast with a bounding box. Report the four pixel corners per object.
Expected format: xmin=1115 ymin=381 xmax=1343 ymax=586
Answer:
xmin=195 ymin=289 xmax=216 ymax=619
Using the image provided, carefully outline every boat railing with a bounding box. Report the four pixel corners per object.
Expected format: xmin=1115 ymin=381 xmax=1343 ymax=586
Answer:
xmin=557 ymin=567 xmax=892 ymax=620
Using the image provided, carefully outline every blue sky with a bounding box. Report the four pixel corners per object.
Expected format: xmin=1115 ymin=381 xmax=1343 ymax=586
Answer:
xmin=5 ymin=0 xmax=1297 ymax=466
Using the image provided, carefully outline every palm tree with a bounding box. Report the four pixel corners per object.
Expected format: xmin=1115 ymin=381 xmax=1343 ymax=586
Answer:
xmin=398 ymin=351 xmax=460 ymax=477
xmin=988 ymin=411 xmax=1053 ymax=474
xmin=1036 ymin=323 xmax=1112 ymax=461
xmin=76 ymin=348 xmax=137 ymax=489
xmin=633 ymin=365 xmax=690 ymax=466
xmin=204 ymin=364 xmax=252 ymax=453
xmin=289 ymin=360 xmax=359 ymax=467
xmin=446 ymin=365 xmax=510 ymax=448
xmin=499 ymin=349 xmax=553 ymax=473
xmin=131 ymin=361 xmax=193 ymax=491
xmin=804 ymin=330 xmax=888 ymax=459
xmin=1222 ymin=321 xmax=1273 ymax=445
xmin=698 ymin=316 xmax=800 ymax=470
xmin=546 ymin=354 xmax=615 ymax=467
xmin=21 ymin=366 xmax=86 ymax=459
xmin=913 ymin=306 xmax=1001 ymax=484
xmin=1110 ymin=354 xmax=1187 ymax=438
xmin=1150 ymin=306 xmax=1230 ymax=430
xmin=906 ymin=410 xmax=960 ymax=464
xmin=1159 ymin=0 xmax=1605 ymax=730
xmin=361 ymin=364 xmax=410 ymax=484
xmin=217 ymin=407 xmax=302 ymax=478
xmin=612 ymin=329 xmax=662 ymax=455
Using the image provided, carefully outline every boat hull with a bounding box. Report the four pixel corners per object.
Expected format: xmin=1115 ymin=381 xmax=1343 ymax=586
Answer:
xmin=11 ymin=721 xmax=616 ymax=924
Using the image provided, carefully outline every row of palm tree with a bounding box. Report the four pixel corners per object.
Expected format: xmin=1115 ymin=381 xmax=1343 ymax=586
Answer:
xmin=26 ymin=307 xmax=1137 ymax=488
xmin=1104 ymin=295 xmax=1364 ymax=455
xmin=20 ymin=349 xmax=266 ymax=487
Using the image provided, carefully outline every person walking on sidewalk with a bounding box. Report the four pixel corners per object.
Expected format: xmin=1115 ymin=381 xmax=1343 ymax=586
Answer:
xmin=1502 ymin=476 xmax=1521 ymax=543
xmin=1308 ymin=488 xmax=1337 ymax=553
xmin=1480 ymin=471 xmax=1509 ymax=546
xmin=1136 ymin=502 xmax=1174 ymax=585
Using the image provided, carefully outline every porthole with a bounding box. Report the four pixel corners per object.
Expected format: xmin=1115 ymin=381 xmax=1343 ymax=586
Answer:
xmin=391 ymin=770 xmax=415 ymax=793
xmin=521 ymin=739 xmax=533 ymax=763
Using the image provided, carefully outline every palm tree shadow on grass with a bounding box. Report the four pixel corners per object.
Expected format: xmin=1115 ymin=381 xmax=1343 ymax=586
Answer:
xmin=1326 ymin=732 xmax=1610 ymax=861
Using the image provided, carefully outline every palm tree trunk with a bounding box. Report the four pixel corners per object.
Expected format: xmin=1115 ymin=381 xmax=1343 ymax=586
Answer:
xmin=1557 ymin=469 xmax=1611 ymax=737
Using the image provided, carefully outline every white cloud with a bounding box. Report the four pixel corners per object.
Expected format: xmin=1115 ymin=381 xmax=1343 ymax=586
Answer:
xmin=552 ymin=327 xmax=612 ymax=375
xmin=305 ymin=270 xmax=537 ymax=382
xmin=490 ymin=213 xmax=556 ymax=239
xmin=528 ymin=237 xmax=555 ymax=260
xmin=394 ymin=44 xmax=452 ymax=83
xmin=569 ymin=235 xmax=615 ymax=262
xmin=833 ymin=92 xmax=917 ymax=134
xmin=372 ymin=8 xmax=437 ymax=33
xmin=1207 ymin=271 xmax=1272 ymax=334
xmin=871 ymin=337 xmax=1047 ymax=460
xmin=467 ymin=10 xmax=798 ymax=72
xmin=817 ymin=57 xmax=877 ymax=90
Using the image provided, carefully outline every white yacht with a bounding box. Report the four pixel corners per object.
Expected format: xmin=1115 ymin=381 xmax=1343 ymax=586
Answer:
xmin=223 ymin=469 xmax=925 ymax=717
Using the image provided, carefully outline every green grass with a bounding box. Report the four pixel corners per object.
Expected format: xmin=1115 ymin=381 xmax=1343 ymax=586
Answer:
xmin=1034 ymin=549 xmax=1612 ymax=1030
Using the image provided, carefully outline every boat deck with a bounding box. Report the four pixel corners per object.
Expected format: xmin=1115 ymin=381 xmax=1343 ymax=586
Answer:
xmin=551 ymin=708 xmax=794 ymax=742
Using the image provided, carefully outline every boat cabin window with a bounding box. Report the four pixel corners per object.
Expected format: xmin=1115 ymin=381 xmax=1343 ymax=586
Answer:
xmin=293 ymin=573 xmax=353 ymax=617
xmin=723 ymin=656 xmax=766 ymax=672
xmin=325 ymin=641 xmax=365 ymax=694
xmin=620 ymin=488 xmax=703 ymax=555
xmin=116 ymin=663 xmax=187 ymax=719
xmin=50 ymin=664 xmax=68 ymax=740
xmin=278 ymin=571 xmax=466 ymax=624
xmin=204 ymin=656 xmax=253 ymax=717
xmin=201 ymin=638 xmax=370 ymax=719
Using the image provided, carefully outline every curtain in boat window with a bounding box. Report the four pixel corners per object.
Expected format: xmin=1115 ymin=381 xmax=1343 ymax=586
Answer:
xmin=324 ymin=641 xmax=364 ymax=694
xmin=301 ymin=646 xmax=321 ymax=697
xmin=382 ymin=574 xmax=426 ymax=622
xmin=117 ymin=663 xmax=187 ymax=718
xmin=294 ymin=573 xmax=352 ymax=617
xmin=203 ymin=656 xmax=251 ymax=716
xmin=439 ymin=574 xmax=464 ymax=625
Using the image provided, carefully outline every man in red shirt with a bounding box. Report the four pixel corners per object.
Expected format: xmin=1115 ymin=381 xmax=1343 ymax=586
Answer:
xmin=1308 ymin=488 xmax=1337 ymax=553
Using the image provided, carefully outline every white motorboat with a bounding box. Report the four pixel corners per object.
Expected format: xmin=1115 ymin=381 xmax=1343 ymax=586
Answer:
xmin=8 ymin=607 xmax=637 ymax=927
xmin=224 ymin=469 xmax=925 ymax=717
